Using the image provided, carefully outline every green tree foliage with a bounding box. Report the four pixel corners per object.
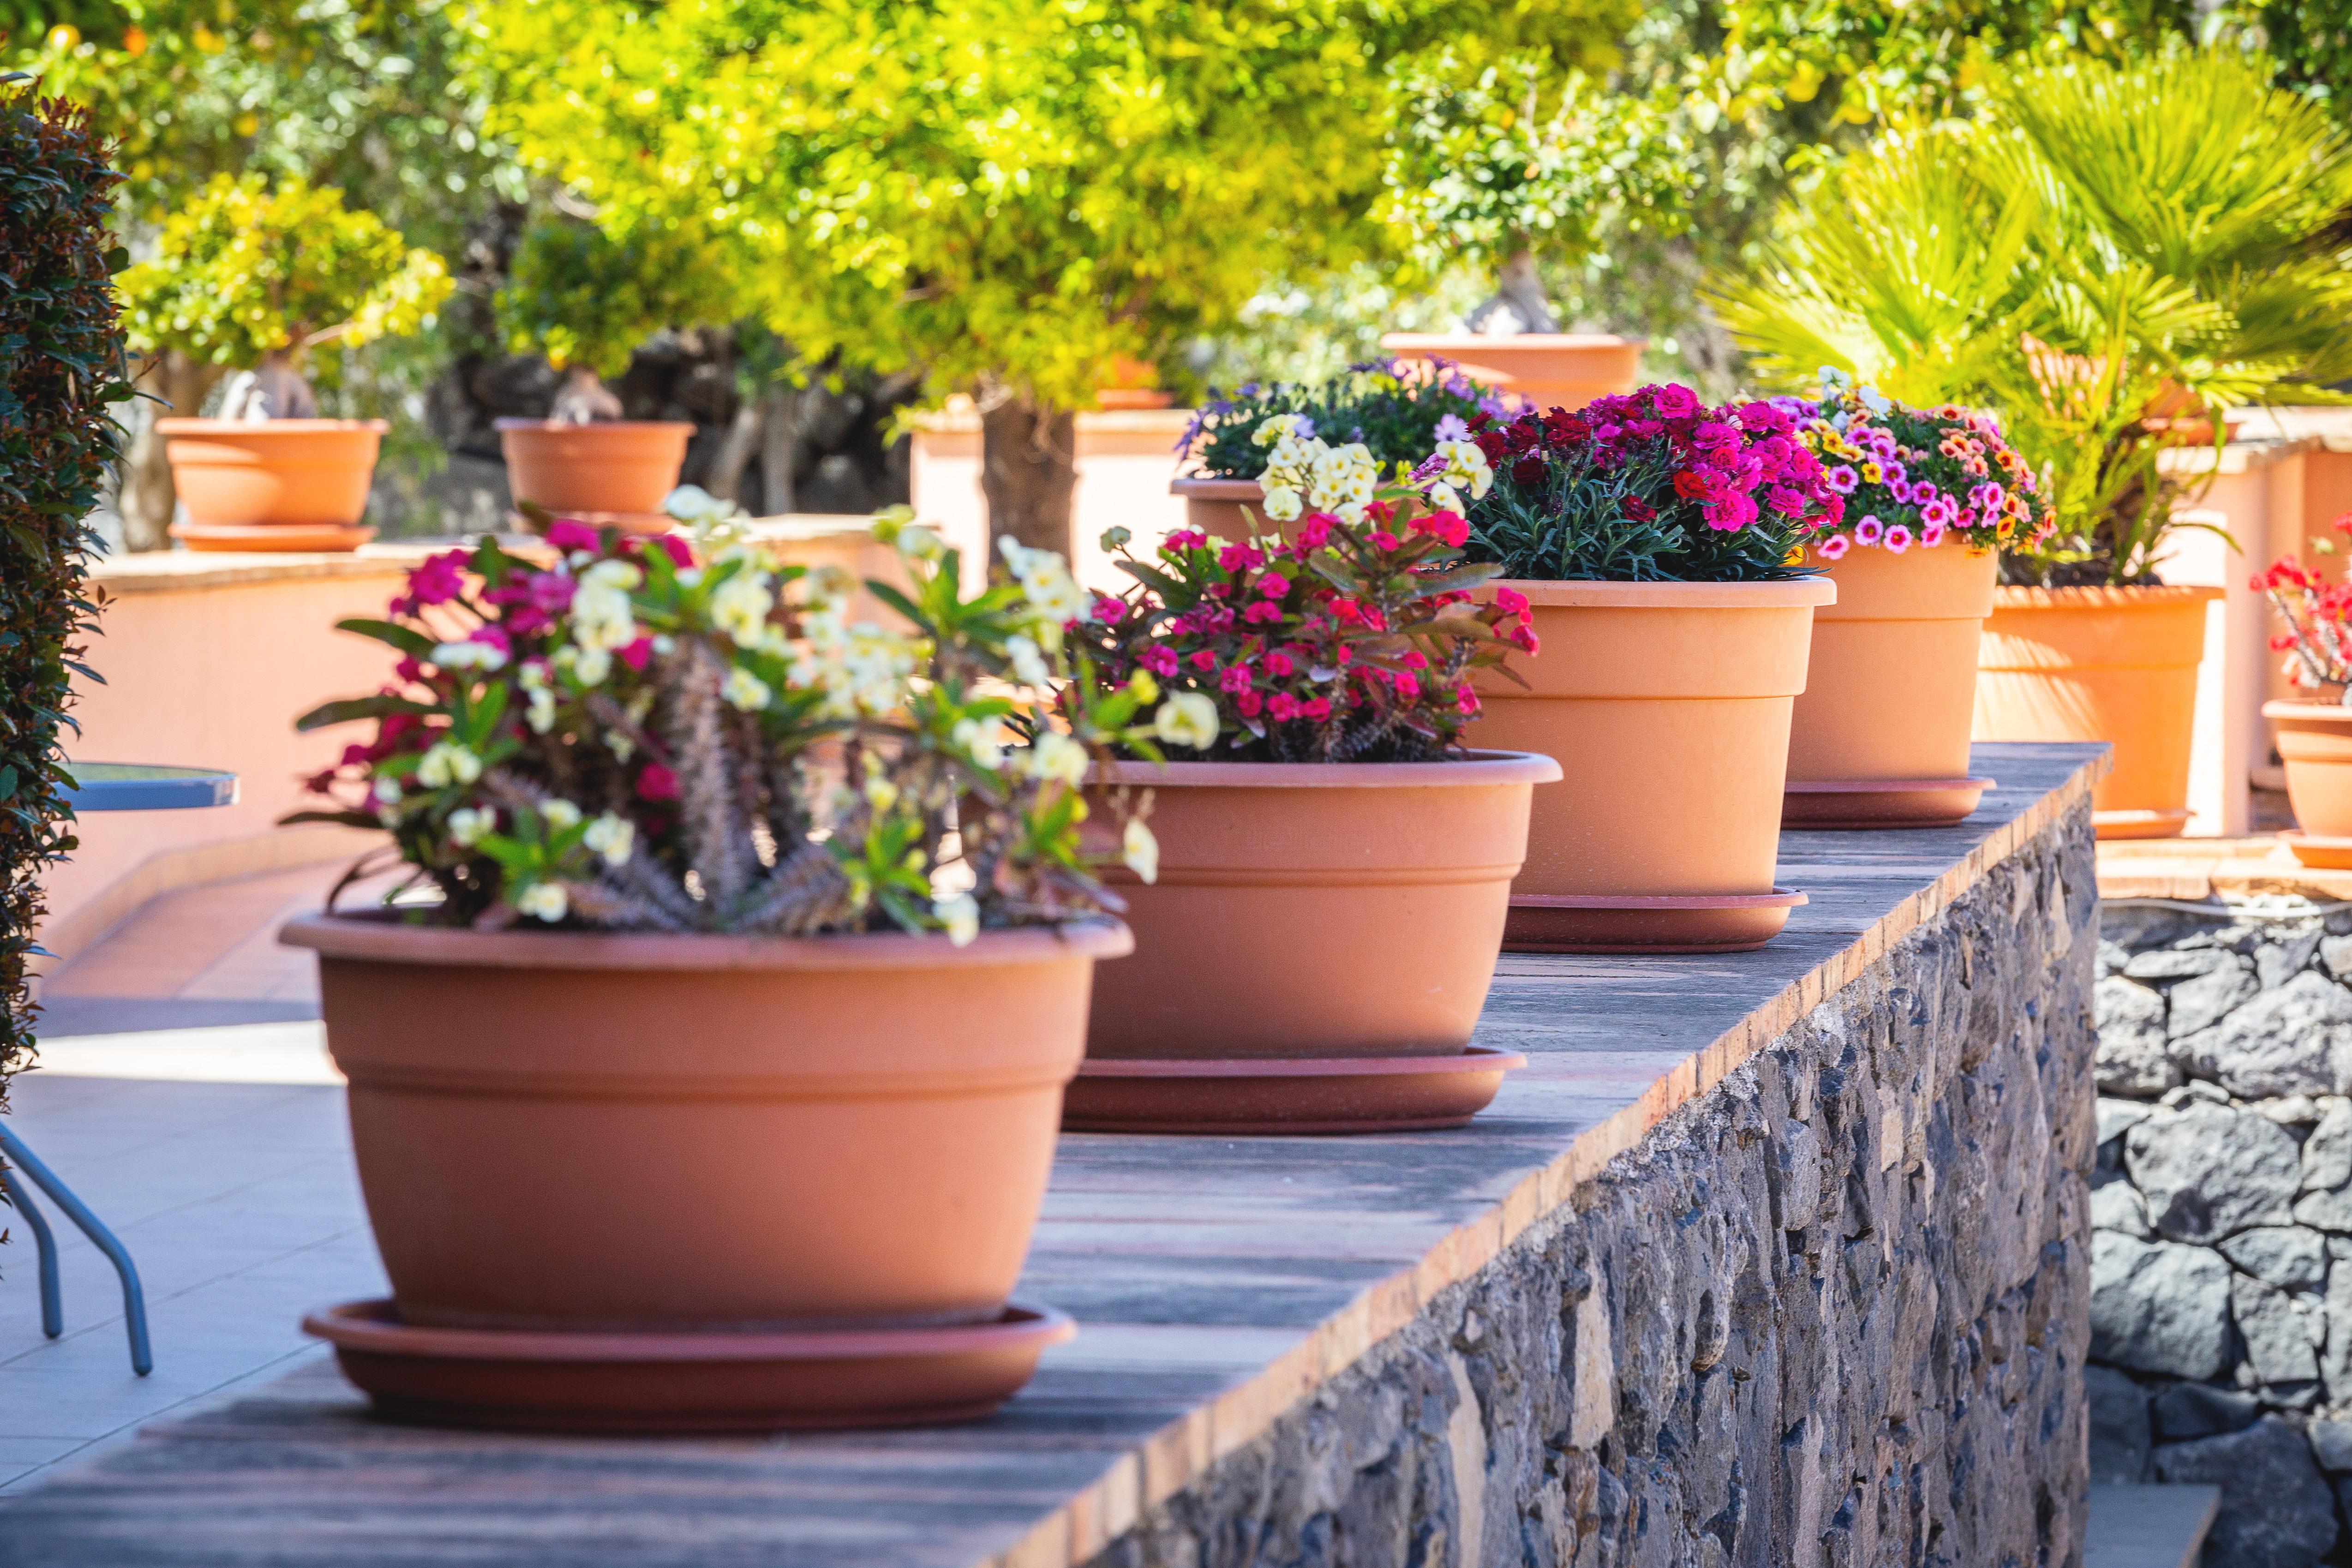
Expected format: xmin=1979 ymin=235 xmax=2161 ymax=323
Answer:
xmin=495 ymin=217 xmax=739 ymax=383
xmin=0 ymin=83 xmax=132 ymax=1106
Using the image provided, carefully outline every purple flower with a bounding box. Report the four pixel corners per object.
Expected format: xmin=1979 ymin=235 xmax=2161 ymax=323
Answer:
xmin=1854 ymin=515 xmax=1884 ymax=546
xmin=1920 ymin=497 xmax=1956 ymax=527
xmin=1880 ymin=461 xmax=1908 ymax=487
xmin=1433 ymin=414 xmax=1471 ymax=443
xmin=1652 ymin=384 xmax=1700 ymax=419
xmin=1294 ymin=417 xmax=1317 ymax=440
xmin=1825 ymin=464 xmax=1860 ymax=495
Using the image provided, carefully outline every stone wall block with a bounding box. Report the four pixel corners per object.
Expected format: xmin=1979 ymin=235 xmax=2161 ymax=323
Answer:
xmin=2306 ymin=1098 xmax=2352 ymax=1192
xmin=2165 ymin=957 xmax=2260 ymax=1040
xmin=2259 ymin=925 xmax=2326 ymax=989
xmin=2149 ymin=1416 xmax=2340 ymax=1568
xmin=2218 ymin=1226 xmax=2328 ymax=1292
xmin=2234 ymin=1273 xmax=2322 ymax=1387
xmin=2149 ymin=1382 xmax=2261 ymax=1442
xmin=2094 ymin=975 xmax=2174 ymax=1097
xmin=2124 ymin=1101 xmax=2298 ymax=1242
xmin=2181 ymin=971 xmax=2352 ymax=1099
xmin=2323 ymin=932 xmax=2352 ymax=978
xmin=2090 ymin=1233 xmax=2232 ymax=1379
xmin=2089 ymin=1181 xmax=2152 ymax=1239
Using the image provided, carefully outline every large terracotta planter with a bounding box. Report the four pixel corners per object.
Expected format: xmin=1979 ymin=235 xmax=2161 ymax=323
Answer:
xmin=1467 ymin=579 xmax=1836 ymax=952
xmin=496 ymin=418 xmax=693 ymax=535
xmin=1168 ymin=475 xmax=1266 ymax=541
xmin=157 ymin=418 xmax=386 ymax=552
xmin=1784 ymin=543 xmax=2000 ymax=828
xmin=1974 ymin=585 xmax=2220 ymax=839
xmin=1070 ymin=752 xmax=1558 ymax=1132
xmin=2265 ymin=701 xmax=2352 ymax=866
xmin=280 ymin=913 xmax=1127 ymax=1430
xmin=1379 ymin=333 xmax=1644 ymax=411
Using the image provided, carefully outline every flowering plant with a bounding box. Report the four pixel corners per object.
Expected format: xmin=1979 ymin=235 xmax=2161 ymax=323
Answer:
xmin=2258 ymin=538 xmax=2352 ymax=701
xmin=1458 ymin=383 xmax=1843 ymax=581
xmin=1074 ymin=483 xmax=1536 ymax=763
xmin=1178 ymin=358 xmax=1504 ymax=497
xmin=289 ymin=511 xmax=1162 ymax=941
xmin=1788 ymin=375 xmax=2057 ymax=561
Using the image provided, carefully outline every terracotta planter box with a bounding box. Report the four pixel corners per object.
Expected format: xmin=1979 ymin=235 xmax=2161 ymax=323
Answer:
xmin=1072 ymin=752 xmax=1558 ymax=1132
xmin=1167 ymin=475 xmax=1265 ymax=542
xmin=1784 ymin=543 xmax=2000 ymax=828
xmin=495 ymin=419 xmax=693 ymax=534
xmin=1378 ymin=333 xmax=1644 ymax=411
xmin=2265 ymin=701 xmax=2352 ymax=865
xmin=157 ymin=418 xmax=387 ymax=552
xmin=1467 ymin=578 xmax=1835 ymax=951
xmin=1973 ymin=585 xmax=2220 ymax=839
xmin=281 ymin=913 xmax=1127 ymax=1430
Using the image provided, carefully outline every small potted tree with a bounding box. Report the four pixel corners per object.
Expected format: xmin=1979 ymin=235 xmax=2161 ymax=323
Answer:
xmin=117 ymin=174 xmax=450 ymax=552
xmin=1065 ymin=478 xmax=1558 ymax=1133
xmin=1455 ymin=385 xmax=1840 ymax=952
xmin=1777 ymin=374 xmax=2059 ymax=827
xmin=2256 ymin=544 xmax=2352 ymax=867
xmin=279 ymin=514 xmax=1158 ymax=1431
xmin=491 ymin=216 xmax=737 ymax=532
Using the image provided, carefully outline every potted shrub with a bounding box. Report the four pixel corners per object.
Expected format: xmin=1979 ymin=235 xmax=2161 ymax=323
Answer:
xmin=115 ymin=174 xmax=450 ymax=552
xmin=1065 ymin=482 xmax=1558 ymax=1133
xmin=491 ymin=217 xmax=736 ymax=532
xmin=1171 ymin=359 xmax=1499 ymax=540
xmin=2255 ymin=547 xmax=2352 ymax=867
xmin=277 ymin=511 xmax=1160 ymax=1431
xmin=1778 ymin=375 xmax=2059 ymax=827
xmin=1454 ymin=385 xmax=1839 ymax=952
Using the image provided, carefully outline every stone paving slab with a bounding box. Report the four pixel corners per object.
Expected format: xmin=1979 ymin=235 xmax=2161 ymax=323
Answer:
xmin=0 ymin=741 xmax=2107 ymax=1568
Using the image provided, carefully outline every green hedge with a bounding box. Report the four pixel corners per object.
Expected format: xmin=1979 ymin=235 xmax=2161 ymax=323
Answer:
xmin=0 ymin=80 xmax=129 ymax=1103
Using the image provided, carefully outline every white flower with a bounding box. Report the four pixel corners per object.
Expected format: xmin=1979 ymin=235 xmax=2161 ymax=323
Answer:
xmin=415 ymin=742 xmax=482 ymax=789
xmin=1261 ymin=485 xmax=1303 ymax=523
xmin=1004 ymin=633 xmax=1051 ymax=688
xmin=1022 ymin=729 xmax=1090 ymax=787
xmin=431 ymin=637 xmax=507 ymax=673
xmin=518 ymin=660 xmax=549 ymax=690
xmin=605 ymin=731 xmax=636 ymax=762
xmin=571 ymin=646 xmax=613 ymax=687
xmin=675 ymin=567 xmax=704 ymax=588
xmin=1252 ymin=413 xmax=1307 ymax=448
xmin=372 ymin=776 xmax=403 ymax=805
xmin=663 ymin=484 xmax=738 ymax=527
xmin=863 ymin=774 xmax=900 ymax=812
xmin=542 ymin=799 xmax=582 ymax=831
xmin=708 ymin=558 xmax=777 ymax=646
xmin=1000 ymin=537 xmax=1085 ymax=625
xmin=896 ymin=523 xmax=946 ymax=560
xmin=1123 ymin=817 xmax=1160 ymax=885
xmin=1309 ymin=442 xmax=1377 ymax=509
xmin=1154 ymin=691 xmax=1220 ymax=750
xmin=515 ymin=881 xmax=569 ymax=923
xmin=526 ymin=685 xmax=557 ymax=734
xmin=1431 ymin=438 xmax=1494 ymax=501
xmin=952 ymin=716 xmax=1003 ymax=772
xmin=570 ymin=558 xmax=643 ymax=652
xmin=933 ymin=892 xmax=980 ymax=947
xmin=721 ymin=665 xmax=773 ymax=712
xmin=447 ymin=806 xmax=495 ymax=847
xmin=1428 ymin=480 xmax=1462 ymax=514
xmin=583 ymin=813 xmax=635 ymax=867
xmin=1859 ymin=384 xmax=1892 ymax=416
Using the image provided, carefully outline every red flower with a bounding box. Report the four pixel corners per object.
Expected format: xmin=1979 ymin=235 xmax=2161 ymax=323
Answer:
xmin=636 ymin=764 xmax=680 ymax=802
xmin=1511 ymin=455 xmax=1547 ymax=487
xmin=546 ymin=518 xmax=600 ymax=553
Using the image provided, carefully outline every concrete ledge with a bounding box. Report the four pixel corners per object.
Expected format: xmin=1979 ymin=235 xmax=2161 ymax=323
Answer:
xmin=2097 ymin=836 xmax=2352 ymax=903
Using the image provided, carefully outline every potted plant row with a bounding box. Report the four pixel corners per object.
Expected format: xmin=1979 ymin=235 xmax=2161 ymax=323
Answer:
xmin=279 ymin=509 xmax=1165 ymax=1433
xmin=1064 ymin=485 xmax=1558 ymax=1133
xmin=1775 ymin=373 xmax=2059 ymax=826
xmin=2256 ymin=548 xmax=2352 ymax=868
xmin=1449 ymin=383 xmax=1841 ymax=952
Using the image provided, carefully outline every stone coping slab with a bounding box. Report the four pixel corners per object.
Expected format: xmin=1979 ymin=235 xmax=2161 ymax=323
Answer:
xmin=0 ymin=741 xmax=2108 ymax=1568
xmin=2097 ymin=836 xmax=2352 ymax=903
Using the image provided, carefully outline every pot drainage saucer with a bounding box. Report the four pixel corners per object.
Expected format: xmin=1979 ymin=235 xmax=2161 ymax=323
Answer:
xmin=2094 ymin=807 xmax=2192 ymax=840
xmin=2280 ymin=829 xmax=2352 ymax=870
xmin=1781 ymin=777 xmax=1994 ymax=830
xmin=1061 ymin=1045 xmax=1527 ymax=1135
xmin=1503 ymin=888 xmax=1807 ymax=954
xmin=302 ymin=1297 xmax=1074 ymax=1434
xmin=170 ymin=521 xmax=376 ymax=553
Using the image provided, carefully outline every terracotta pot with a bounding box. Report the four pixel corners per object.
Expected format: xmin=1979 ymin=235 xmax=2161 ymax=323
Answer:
xmin=2267 ymin=701 xmax=2352 ymax=837
xmin=1466 ymin=579 xmax=1835 ymax=951
xmin=1378 ymin=333 xmax=1644 ymax=411
xmin=156 ymin=418 xmax=386 ymax=552
xmin=1785 ymin=543 xmax=1999 ymax=827
xmin=280 ymin=914 xmax=1127 ymax=1332
xmin=1168 ymin=475 xmax=1268 ymax=541
xmin=496 ymin=419 xmax=693 ymax=532
xmin=1084 ymin=752 xmax=1557 ymax=1062
xmin=1974 ymin=585 xmax=2220 ymax=839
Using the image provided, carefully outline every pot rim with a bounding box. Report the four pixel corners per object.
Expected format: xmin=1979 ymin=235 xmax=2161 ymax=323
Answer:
xmin=1090 ymin=748 xmax=1562 ymax=789
xmin=280 ymin=911 xmax=1133 ymax=971
xmin=2264 ymin=700 xmax=2352 ymax=723
xmin=1376 ymin=331 xmax=1649 ymax=352
xmin=1991 ymin=584 xmax=2224 ymax=607
xmin=492 ymin=418 xmax=698 ymax=434
xmin=154 ymin=418 xmax=390 ymax=435
xmin=1168 ymin=475 xmax=1264 ymax=498
xmin=1489 ymin=577 xmax=1836 ymax=609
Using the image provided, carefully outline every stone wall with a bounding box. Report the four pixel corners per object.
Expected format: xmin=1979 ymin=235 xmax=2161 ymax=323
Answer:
xmin=1092 ymin=809 xmax=2097 ymax=1568
xmin=2091 ymin=898 xmax=2352 ymax=1568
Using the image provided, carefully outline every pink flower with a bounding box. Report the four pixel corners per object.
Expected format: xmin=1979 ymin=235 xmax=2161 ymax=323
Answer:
xmin=1300 ymin=696 xmax=1333 ymax=721
xmin=1392 ymin=672 xmax=1420 ymax=700
xmin=1217 ymin=542 xmax=1265 ymax=573
xmin=645 ymin=534 xmax=693 ymax=567
xmin=1090 ymin=592 xmax=1128 ymax=624
xmin=1235 ymin=688 xmax=1263 ymax=719
xmin=1920 ymin=522 xmax=1947 ymax=549
xmin=1267 ymin=691 xmax=1301 ymax=722
xmin=1818 ymin=534 xmax=1851 ymax=561
xmin=1166 ymin=530 xmax=1208 ymax=552
xmin=406 ymin=550 xmax=468 ymax=607
xmin=617 ymin=636 xmax=655 ymax=672
xmin=1264 ymin=649 xmax=1297 ymax=676
xmin=1257 ymin=572 xmax=1290 ymax=598
xmin=1219 ymin=664 xmax=1253 ymax=694
xmin=1920 ymin=497 xmax=1956 ymax=527
xmin=1652 ymin=384 xmax=1699 ymax=419
xmin=1240 ymin=600 xmax=1283 ymax=624
xmin=1494 ymin=586 xmax=1529 ymax=616
xmin=1369 ymin=530 xmax=1402 ymax=552
xmin=1824 ymin=465 xmax=1859 ymax=495
xmin=1883 ymin=525 xmax=1914 ymax=554
xmin=1420 ymin=510 xmax=1469 ymax=548
xmin=1456 ymin=685 xmax=1481 ymax=715
xmin=546 ymin=519 xmax=601 ymax=553
xmin=1292 ymin=515 xmax=1334 ymax=552
xmin=1188 ymin=649 xmax=1218 ymax=671
xmin=1139 ymin=646 xmax=1179 ymax=678
xmin=636 ymin=763 xmax=680 ymax=802
xmin=1854 ymin=515 xmax=1884 ymax=547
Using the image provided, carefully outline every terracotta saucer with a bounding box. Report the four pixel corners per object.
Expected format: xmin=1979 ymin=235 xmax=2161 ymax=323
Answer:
xmin=302 ymin=1297 xmax=1073 ymax=1434
xmin=1060 ymin=1045 xmax=1527 ymax=1135
xmin=1503 ymin=888 xmax=1807 ymax=954
xmin=170 ymin=521 xmax=374 ymax=553
xmin=2095 ymin=807 xmax=2192 ymax=840
xmin=1781 ymin=777 xmax=1995 ymax=830
xmin=2280 ymin=829 xmax=2352 ymax=870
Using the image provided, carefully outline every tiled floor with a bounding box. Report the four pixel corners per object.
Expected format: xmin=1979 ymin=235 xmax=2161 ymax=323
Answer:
xmin=0 ymin=866 xmax=382 ymax=1495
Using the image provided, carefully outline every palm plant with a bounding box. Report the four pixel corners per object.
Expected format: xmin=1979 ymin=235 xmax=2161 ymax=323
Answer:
xmin=1708 ymin=48 xmax=2352 ymax=585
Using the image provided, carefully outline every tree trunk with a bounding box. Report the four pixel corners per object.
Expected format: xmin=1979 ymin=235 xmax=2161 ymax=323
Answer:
xmin=757 ymin=388 xmax=799 ymax=515
xmin=705 ymin=395 xmax=762 ymax=506
xmin=1462 ymin=246 xmax=1560 ymax=336
xmin=118 ymin=352 xmax=226 ymax=552
xmin=979 ymin=390 xmax=1076 ymax=563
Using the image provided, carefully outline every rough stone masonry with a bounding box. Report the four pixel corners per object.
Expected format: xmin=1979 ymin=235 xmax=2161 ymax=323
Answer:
xmin=1092 ymin=808 xmax=2098 ymax=1565
xmin=2092 ymin=897 xmax=2352 ymax=1568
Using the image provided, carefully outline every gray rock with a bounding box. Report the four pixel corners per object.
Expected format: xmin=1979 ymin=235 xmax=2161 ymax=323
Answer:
xmin=2294 ymin=1185 xmax=2352 ymax=1233
xmin=2126 ymin=1101 xmax=2300 ymax=1241
xmin=2092 ymin=1181 xmax=2153 ymax=1239
xmin=2257 ymin=1093 xmax=2323 ymax=1126
xmin=2152 ymin=1416 xmax=2341 ymax=1568
xmin=2312 ymin=1418 xmax=2352 ymax=1472
xmin=2163 ymin=1080 xmax=2232 ymax=1107
xmin=2092 ymin=1233 xmax=2232 ymax=1379
xmin=2260 ymin=926 xmax=2327 ymax=988
xmin=2323 ymin=932 xmax=2352 ymax=977
xmin=2235 ymin=1274 xmax=2322 ymax=1385
xmin=2089 ymin=1366 xmax=2152 ymax=1481
xmin=2150 ymin=1382 xmax=2262 ymax=1441
xmin=2099 ymin=938 xmax=2131 ymax=977
xmin=2307 ymin=1099 xmax=2352 ymax=1191
xmin=2096 ymin=976 xmax=2176 ymax=1096
xmin=2099 ymin=1097 xmax=2155 ymax=1146
xmin=2181 ymin=972 xmax=2352 ymax=1098
xmin=2219 ymin=1226 xmax=2328 ymax=1291
xmin=2167 ymin=956 xmax=2261 ymax=1039
xmin=2125 ymin=947 xmax=2243 ymax=981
